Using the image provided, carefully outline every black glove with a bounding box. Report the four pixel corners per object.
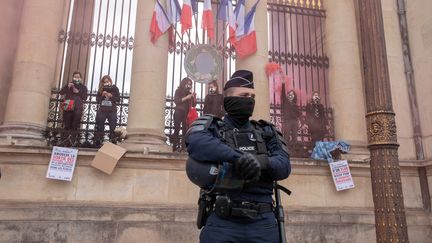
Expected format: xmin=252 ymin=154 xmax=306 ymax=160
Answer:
xmin=236 ymin=153 xmax=261 ymax=181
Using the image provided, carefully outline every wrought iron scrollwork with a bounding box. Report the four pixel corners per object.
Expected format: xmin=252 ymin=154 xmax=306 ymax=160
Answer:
xmin=58 ymin=29 xmax=134 ymax=50
xmin=45 ymin=90 xmax=129 ymax=148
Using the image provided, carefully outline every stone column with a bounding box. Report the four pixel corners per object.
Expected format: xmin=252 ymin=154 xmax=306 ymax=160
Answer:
xmin=122 ymin=0 xmax=171 ymax=152
xmin=0 ymin=0 xmax=66 ymax=145
xmin=0 ymin=0 xmax=24 ymax=125
xmin=357 ymin=0 xmax=409 ymax=241
xmin=236 ymin=0 xmax=270 ymax=121
xmin=325 ymin=0 xmax=369 ymax=161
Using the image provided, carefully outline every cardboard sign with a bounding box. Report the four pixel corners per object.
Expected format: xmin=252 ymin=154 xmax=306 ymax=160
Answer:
xmin=91 ymin=142 xmax=127 ymax=174
xmin=329 ymin=160 xmax=355 ymax=191
xmin=46 ymin=146 xmax=78 ymax=181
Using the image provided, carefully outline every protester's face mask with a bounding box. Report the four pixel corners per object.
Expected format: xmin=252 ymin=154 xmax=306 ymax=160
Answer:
xmin=312 ymin=93 xmax=320 ymax=103
xmin=103 ymin=80 xmax=112 ymax=86
xmin=208 ymin=87 xmax=216 ymax=94
xmin=224 ymin=96 xmax=255 ymax=124
xmin=288 ymin=92 xmax=295 ymax=102
xmin=185 ymin=83 xmax=192 ymax=91
xmin=72 ymin=78 xmax=81 ymax=85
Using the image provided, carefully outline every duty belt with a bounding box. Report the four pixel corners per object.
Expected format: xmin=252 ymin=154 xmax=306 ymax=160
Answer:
xmin=214 ymin=195 xmax=273 ymax=219
xmin=231 ymin=201 xmax=273 ymax=215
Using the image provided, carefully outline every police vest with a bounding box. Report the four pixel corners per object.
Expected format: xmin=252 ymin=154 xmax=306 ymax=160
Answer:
xmin=185 ymin=116 xmax=285 ymax=192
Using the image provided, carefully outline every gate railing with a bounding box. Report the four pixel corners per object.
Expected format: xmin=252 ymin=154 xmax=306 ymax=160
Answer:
xmin=44 ymin=90 xmax=129 ymax=147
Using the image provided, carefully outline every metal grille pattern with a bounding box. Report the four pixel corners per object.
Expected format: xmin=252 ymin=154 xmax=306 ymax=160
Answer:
xmin=164 ymin=1 xmax=236 ymax=145
xmin=45 ymin=91 xmax=128 ymax=147
xmin=58 ymin=30 xmax=134 ymax=50
xmin=268 ymin=1 xmax=333 ymax=157
xmin=268 ymin=0 xmax=323 ymax=9
xmin=45 ymin=0 xmax=136 ymax=147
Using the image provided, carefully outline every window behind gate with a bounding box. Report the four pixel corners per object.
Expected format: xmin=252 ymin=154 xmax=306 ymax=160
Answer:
xmin=46 ymin=0 xmax=137 ymax=147
xmin=267 ymin=0 xmax=334 ymax=157
xmin=165 ymin=1 xmax=236 ymax=149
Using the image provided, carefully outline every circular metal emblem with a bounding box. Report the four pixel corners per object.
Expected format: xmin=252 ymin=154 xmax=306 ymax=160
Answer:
xmin=184 ymin=44 xmax=222 ymax=84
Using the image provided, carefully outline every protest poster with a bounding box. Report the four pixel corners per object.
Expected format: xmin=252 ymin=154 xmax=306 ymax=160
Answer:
xmin=46 ymin=146 xmax=78 ymax=181
xmin=329 ymin=160 xmax=355 ymax=191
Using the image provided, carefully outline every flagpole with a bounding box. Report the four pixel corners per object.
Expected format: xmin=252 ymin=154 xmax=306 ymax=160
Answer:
xmin=217 ymin=23 xmax=229 ymax=47
xmin=194 ymin=13 xmax=200 ymax=45
xmin=174 ymin=26 xmax=182 ymax=40
xmin=187 ymin=29 xmax=193 ymax=45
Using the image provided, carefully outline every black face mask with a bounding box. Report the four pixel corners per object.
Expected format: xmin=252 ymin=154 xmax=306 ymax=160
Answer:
xmin=224 ymin=96 xmax=255 ymax=124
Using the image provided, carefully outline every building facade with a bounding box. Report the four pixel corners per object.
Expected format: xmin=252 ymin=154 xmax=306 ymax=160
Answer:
xmin=0 ymin=0 xmax=431 ymax=242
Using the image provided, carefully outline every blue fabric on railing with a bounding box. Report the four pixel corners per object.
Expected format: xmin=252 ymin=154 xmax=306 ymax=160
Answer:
xmin=310 ymin=140 xmax=351 ymax=163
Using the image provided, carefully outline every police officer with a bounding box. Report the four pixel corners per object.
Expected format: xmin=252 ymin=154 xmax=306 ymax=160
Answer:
xmin=185 ymin=70 xmax=291 ymax=243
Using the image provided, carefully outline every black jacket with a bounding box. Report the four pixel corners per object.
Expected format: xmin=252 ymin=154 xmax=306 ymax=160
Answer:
xmin=59 ymin=83 xmax=88 ymax=111
xmin=186 ymin=115 xmax=291 ymax=203
xmin=174 ymin=88 xmax=192 ymax=113
xmin=96 ymin=85 xmax=120 ymax=112
xmin=305 ymin=102 xmax=327 ymax=130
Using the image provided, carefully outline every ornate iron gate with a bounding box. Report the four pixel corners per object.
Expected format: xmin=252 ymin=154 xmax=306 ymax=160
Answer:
xmin=45 ymin=0 xmax=137 ymax=147
xmin=164 ymin=1 xmax=236 ymax=146
xmin=267 ymin=0 xmax=334 ymax=157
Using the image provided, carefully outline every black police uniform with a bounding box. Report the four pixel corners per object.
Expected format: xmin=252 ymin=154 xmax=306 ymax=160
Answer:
xmin=186 ymin=114 xmax=291 ymax=243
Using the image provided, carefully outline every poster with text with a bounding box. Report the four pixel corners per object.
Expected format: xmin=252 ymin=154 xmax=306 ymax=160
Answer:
xmin=46 ymin=146 xmax=78 ymax=181
xmin=329 ymin=160 xmax=355 ymax=191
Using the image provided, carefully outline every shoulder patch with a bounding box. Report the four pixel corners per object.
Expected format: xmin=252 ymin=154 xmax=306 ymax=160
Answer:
xmin=186 ymin=115 xmax=222 ymax=137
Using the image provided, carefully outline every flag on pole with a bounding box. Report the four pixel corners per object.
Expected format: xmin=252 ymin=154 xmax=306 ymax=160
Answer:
xmin=234 ymin=0 xmax=246 ymax=38
xmin=167 ymin=0 xmax=181 ymax=24
xmin=180 ymin=0 xmax=193 ymax=34
xmin=217 ymin=0 xmax=236 ymax=44
xmin=234 ymin=0 xmax=259 ymax=58
xmin=191 ymin=0 xmax=198 ymax=14
xmin=150 ymin=0 xmax=171 ymax=44
xmin=202 ymin=0 xmax=215 ymax=40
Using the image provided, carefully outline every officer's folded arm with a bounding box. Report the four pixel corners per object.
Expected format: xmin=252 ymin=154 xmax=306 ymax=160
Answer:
xmin=259 ymin=130 xmax=291 ymax=180
xmin=185 ymin=130 xmax=243 ymax=164
xmin=265 ymin=150 xmax=291 ymax=181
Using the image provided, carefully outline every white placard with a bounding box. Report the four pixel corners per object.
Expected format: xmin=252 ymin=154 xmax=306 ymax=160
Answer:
xmin=46 ymin=146 xmax=78 ymax=181
xmin=329 ymin=160 xmax=355 ymax=191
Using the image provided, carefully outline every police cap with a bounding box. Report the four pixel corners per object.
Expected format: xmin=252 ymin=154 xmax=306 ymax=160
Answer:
xmin=223 ymin=70 xmax=254 ymax=91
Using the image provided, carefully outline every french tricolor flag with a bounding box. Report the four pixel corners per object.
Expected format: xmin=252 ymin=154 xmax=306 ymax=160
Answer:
xmin=234 ymin=0 xmax=246 ymax=38
xmin=191 ymin=0 xmax=198 ymax=14
xmin=202 ymin=0 xmax=214 ymax=40
xmin=167 ymin=0 xmax=181 ymax=24
xmin=217 ymin=0 xmax=236 ymax=44
xmin=234 ymin=0 xmax=259 ymax=59
xmin=180 ymin=0 xmax=193 ymax=34
xmin=166 ymin=0 xmax=181 ymax=45
xmin=150 ymin=0 xmax=171 ymax=44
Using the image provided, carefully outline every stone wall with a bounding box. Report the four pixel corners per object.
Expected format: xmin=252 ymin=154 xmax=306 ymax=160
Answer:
xmin=406 ymin=0 xmax=432 ymax=160
xmin=0 ymin=146 xmax=430 ymax=242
